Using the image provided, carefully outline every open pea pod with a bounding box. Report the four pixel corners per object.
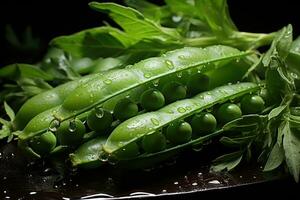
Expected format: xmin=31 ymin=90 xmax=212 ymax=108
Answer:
xmin=56 ymin=46 xmax=251 ymax=120
xmin=18 ymin=46 xmax=251 ymax=141
xmin=103 ymin=82 xmax=260 ymax=167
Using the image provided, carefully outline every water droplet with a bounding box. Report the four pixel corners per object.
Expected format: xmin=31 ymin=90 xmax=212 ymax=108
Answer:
xmin=95 ymin=107 xmax=104 ymax=118
xmin=29 ymin=192 xmax=37 ymax=195
xmin=108 ymin=154 xmax=119 ymax=165
xmin=227 ymin=82 xmax=232 ymax=85
xmin=176 ymin=71 xmax=182 ymax=78
xmin=49 ymin=119 xmax=60 ymax=132
xmin=197 ymin=67 xmax=202 ymax=73
xmin=99 ymin=152 xmax=109 ymax=162
xmin=68 ymin=120 xmax=77 ymax=133
xmin=177 ymin=107 xmax=186 ymax=113
xmin=192 ymin=182 xmax=198 ymax=186
xmin=208 ymin=180 xmax=221 ymax=184
xmin=185 ymin=106 xmax=192 ymax=111
xmin=165 ymin=60 xmax=174 ymax=69
xmin=172 ymin=15 xmax=182 ymax=22
xmin=178 ymin=55 xmax=186 ymax=59
xmin=198 ymin=95 xmax=204 ymax=100
xmin=150 ymin=118 xmax=160 ymax=126
xmin=104 ymin=79 xmax=112 ymax=84
xmin=197 ymin=172 xmax=203 ymax=178
xmin=239 ymin=175 xmax=243 ymax=178
xmin=144 ymin=73 xmax=151 ymax=78
xmin=167 ymin=110 xmax=174 ymax=114
xmin=236 ymin=58 xmax=240 ymax=63
xmin=174 ymin=181 xmax=179 ymax=185
xmin=162 ymin=189 xmax=167 ymax=193
xmin=152 ymin=79 xmax=159 ymax=87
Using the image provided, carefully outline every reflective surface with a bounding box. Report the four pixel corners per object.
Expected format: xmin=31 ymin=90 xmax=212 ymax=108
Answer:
xmin=0 ymin=142 xmax=295 ymax=200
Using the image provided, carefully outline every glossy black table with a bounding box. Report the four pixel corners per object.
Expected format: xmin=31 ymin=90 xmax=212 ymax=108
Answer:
xmin=0 ymin=142 xmax=297 ymax=200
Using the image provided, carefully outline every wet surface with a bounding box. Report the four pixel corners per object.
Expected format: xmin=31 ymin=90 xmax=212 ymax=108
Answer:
xmin=0 ymin=142 xmax=296 ymax=199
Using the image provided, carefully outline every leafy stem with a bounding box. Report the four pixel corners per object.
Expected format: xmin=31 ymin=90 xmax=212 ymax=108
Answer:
xmin=184 ymin=31 xmax=276 ymax=50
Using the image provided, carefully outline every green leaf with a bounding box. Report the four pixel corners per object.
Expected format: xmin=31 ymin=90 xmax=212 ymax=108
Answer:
xmin=0 ymin=124 xmax=11 ymax=140
xmin=277 ymin=120 xmax=288 ymax=146
xmin=165 ymin=0 xmax=199 ymax=19
xmin=263 ymin=25 xmax=293 ymax=66
xmin=263 ymin=143 xmax=284 ymax=171
xmin=194 ymin=0 xmax=237 ymax=37
xmin=51 ymin=27 xmax=134 ymax=58
xmin=210 ymin=151 xmax=243 ymax=172
xmin=125 ymin=0 xmax=169 ymax=23
xmin=220 ymin=135 xmax=256 ymax=148
xmin=0 ymin=64 xmax=53 ymax=81
xmin=89 ymin=2 xmax=180 ymax=41
xmin=223 ymin=114 xmax=264 ymax=132
xmin=268 ymin=105 xmax=287 ymax=120
xmin=4 ymin=102 xmax=15 ymax=121
xmin=283 ymin=123 xmax=300 ymax=182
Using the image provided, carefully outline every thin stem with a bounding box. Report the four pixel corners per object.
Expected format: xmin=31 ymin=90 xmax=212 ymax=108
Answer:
xmin=184 ymin=31 xmax=276 ymax=50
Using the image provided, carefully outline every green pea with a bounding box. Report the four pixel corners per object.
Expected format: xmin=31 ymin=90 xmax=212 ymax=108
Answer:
xmin=56 ymin=119 xmax=86 ymax=147
xmin=29 ymin=131 xmax=57 ymax=156
xmin=140 ymin=89 xmax=165 ymax=111
xmin=166 ymin=121 xmax=192 ymax=144
xmin=191 ymin=112 xmax=217 ymax=135
xmin=187 ymin=73 xmax=210 ymax=96
xmin=162 ymin=81 xmax=186 ymax=103
xmin=87 ymin=108 xmax=113 ymax=132
xmin=113 ymin=98 xmax=139 ymax=121
xmin=114 ymin=142 xmax=140 ymax=159
xmin=142 ymin=132 xmax=166 ymax=153
xmin=241 ymin=95 xmax=265 ymax=114
xmin=217 ymin=103 xmax=242 ymax=124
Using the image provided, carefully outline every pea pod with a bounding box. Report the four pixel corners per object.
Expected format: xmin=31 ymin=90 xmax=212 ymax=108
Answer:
xmin=103 ymin=82 xmax=259 ymax=156
xmin=13 ymin=73 xmax=101 ymax=130
xmin=70 ymin=136 xmax=107 ymax=169
xmin=19 ymin=46 xmax=250 ymax=141
xmin=56 ymin=46 xmax=250 ymax=121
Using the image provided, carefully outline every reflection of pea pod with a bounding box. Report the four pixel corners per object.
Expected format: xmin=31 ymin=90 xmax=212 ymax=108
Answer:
xmin=13 ymin=73 xmax=100 ymax=130
xmin=19 ymin=46 xmax=250 ymax=141
xmin=103 ymin=83 xmax=259 ymax=164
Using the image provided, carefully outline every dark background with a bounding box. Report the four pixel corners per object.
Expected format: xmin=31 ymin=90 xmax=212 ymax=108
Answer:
xmin=0 ymin=0 xmax=299 ymax=66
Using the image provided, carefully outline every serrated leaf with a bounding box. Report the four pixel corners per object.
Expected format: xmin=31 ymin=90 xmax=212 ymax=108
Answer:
xmin=277 ymin=120 xmax=288 ymax=146
xmin=268 ymin=105 xmax=287 ymax=120
xmin=125 ymin=0 xmax=169 ymax=23
xmin=263 ymin=143 xmax=284 ymax=171
xmin=223 ymin=114 xmax=264 ymax=132
xmin=194 ymin=0 xmax=237 ymax=38
xmin=263 ymin=25 xmax=293 ymax=66
xmin=51 ymin=27 xmax=134 ymax=58
xmin=211 ymin=151 xmax=243 ymax=172
xmin=283 ymin=123 xmax=300 ymax=182
xmin=89 ymin=2 xmax=180 ymax=41
xmin=0 ymin=63 xmax=53 ymax=81
xmin=4 ymin=102 xmax=15 ymax=121
xmin=220 ymin=135 xmax=256 ymax=148
xmin=165 ymin=0 xmax=199 ymax=19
